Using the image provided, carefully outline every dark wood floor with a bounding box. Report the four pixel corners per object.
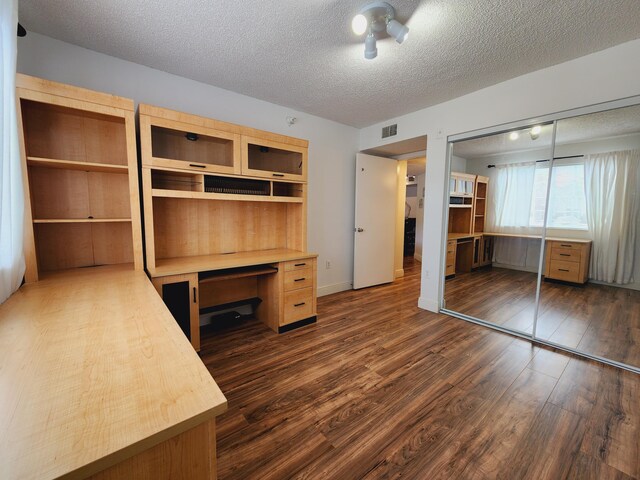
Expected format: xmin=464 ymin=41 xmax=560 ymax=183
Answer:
xmin=445 ymin=266 xmax=640 ymax=367
xmin=201 ymin=258 xmax=640 ymax=479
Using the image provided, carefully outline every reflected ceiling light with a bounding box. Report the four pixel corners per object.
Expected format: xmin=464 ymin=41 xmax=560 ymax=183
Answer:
xmin=352 ymin=2 xmax=409 ymax=59
xmin=509 ymin=131 xmax=519 ymax=141
xmin=530 ymin=125 xmax=542 ymax=140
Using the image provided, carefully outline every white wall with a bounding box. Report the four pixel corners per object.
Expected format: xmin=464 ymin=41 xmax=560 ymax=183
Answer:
xmin=359 ymin=39 xmax=640 ymax=311
xmin=451 ymin=155 xmax=467 ymax=173
xmin=17 ymin=33 xmax=359 ymax=296
xmin=414 ymin=173 xmax=426 ymax=261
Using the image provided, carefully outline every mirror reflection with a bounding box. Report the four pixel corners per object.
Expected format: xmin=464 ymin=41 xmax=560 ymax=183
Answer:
xmin=537 ymin=104 xmax=640 ymax=367
xmin=444 ymin=123 xmax=553 ymax=335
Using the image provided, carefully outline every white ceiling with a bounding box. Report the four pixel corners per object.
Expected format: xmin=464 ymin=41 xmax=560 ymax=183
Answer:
xmin=18 ymin=0 xmax=640 ymax=128
xmin=453 ymin=104 xmax=640 ymax=159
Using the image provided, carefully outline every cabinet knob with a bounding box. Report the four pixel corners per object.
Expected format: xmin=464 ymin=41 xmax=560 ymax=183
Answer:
xmin=356 ymin=227 xmax=364 ymax=233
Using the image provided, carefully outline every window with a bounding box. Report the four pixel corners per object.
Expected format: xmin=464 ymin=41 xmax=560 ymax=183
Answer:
xmin=529 ymin=163 xmax=588 ymax=229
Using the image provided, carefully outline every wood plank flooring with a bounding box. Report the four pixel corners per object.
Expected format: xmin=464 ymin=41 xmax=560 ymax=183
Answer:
xmin=201 ymin=258 xmax=640 ymax=479
xmin=444 ymin=266 xmax=640 ymax=367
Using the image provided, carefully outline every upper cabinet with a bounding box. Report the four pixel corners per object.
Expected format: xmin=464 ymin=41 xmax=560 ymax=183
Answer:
xmin=449 ymin=172 xmax=476 ymax=197
xmin=241 ymin=136 xmax=307 ymax=181
xmin=139 ymin=104 xmax=308 ymax=182
xmin=141 ymin=114 xmax=241 ymax=175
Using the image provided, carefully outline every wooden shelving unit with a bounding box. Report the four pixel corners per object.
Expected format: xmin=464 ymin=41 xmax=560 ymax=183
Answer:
xmin=139 ymin=104 xmax=316 ymax=349
xmin=448 ymin=172 xmax=493 ymax=274
xmin=448 ymin=172 xmax=476 ymax=236
xmin=17 ymin=74 xmax=143 ymax=281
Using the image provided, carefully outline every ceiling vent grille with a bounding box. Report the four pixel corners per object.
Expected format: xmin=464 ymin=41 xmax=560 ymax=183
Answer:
xmin=382 ymin=123 xmax=398 ymax=139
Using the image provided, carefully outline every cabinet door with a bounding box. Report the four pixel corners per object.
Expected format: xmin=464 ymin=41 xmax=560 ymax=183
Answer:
xmin=152 ymin=273 xmax=200 ymax=351
xmin=241 ymin=136 xmax=307 ymax=181
xmin=142 ymin=116 xmax=241 ymax=175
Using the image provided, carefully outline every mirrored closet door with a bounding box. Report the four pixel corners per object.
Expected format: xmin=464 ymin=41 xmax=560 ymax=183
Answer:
xmin=537 ymin=104 xmax=640 ymax=369
xmin=442 ymin=99 xmax=640 ymax=373
xmin=443 ymin=123 xmax=554 ymax=336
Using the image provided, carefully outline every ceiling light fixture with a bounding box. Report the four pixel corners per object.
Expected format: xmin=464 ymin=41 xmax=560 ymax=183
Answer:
xmin=352 ymin=2 xmax=409 ymax=60
xmin=509 ymin=131 xmax=519 ymax=141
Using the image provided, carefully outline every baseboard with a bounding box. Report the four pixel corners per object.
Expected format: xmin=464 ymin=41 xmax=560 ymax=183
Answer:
xmin=414 ymin=253 xmax=422 ymax=262
xmin=394 ymin=268 xmax=405 ymax=279
xmin=317 ymin=282 xmax=352 ymax=297
xmin=418 ymin=296 xmax=439 ymax=313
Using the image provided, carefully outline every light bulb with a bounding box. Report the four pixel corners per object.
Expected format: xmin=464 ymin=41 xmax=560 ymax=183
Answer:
xmin=531 ymin=125 xmax=542 ymax=135
xmin=509 ymin=131 xmax=519 ymax=141
xmin=352 ymin=14 xmax=368 ymax=35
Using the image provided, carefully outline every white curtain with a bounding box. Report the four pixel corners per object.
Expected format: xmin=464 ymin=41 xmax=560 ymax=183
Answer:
xmin=487 ymin=162 xmax=540 ymax=267
xmin=0 ymin=0 xmax=24 ymax=304
xmin=486 ymin=161 xmax=537 ymax=234
xmin=584 ymin=149 xmax=640 ymax=284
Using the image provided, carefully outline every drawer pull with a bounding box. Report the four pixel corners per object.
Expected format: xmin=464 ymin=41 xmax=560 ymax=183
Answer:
xmin=559 ymin=253 xmax=571 ymax=257
xmin=189 ymin=163 xmax=206 ymax=168
xmin=273 ymin=173 xmax=285 ymax=177
xmin=294 ymin=263 xmax=306 ymax=267
xmin=294 ymin=278 xmax=306 ymax=282
xmin=294 ymin=302 xmax=306 ymax=307
xmin=560 ymin=244 xmax=572 ymax=247
xmin=558 ymin=269 xmax=570 ymax=272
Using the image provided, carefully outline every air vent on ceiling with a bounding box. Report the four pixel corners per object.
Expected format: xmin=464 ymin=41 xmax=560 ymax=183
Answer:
xmin=382 ymin=123 xmax=398 ymax=139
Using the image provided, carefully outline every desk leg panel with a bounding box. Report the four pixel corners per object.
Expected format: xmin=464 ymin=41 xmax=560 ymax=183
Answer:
xmin=89 ymin=419 xmax=217 ymax=480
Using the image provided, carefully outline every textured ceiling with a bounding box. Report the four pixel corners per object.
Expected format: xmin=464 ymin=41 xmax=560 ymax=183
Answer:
xmin=453 ymin=104 xmax=640 ymax=159
xmin=18 ymin=0 xmax=640 ymax=128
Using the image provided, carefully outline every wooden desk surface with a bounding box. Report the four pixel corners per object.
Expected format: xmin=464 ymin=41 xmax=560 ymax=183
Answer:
xmin=482 ymin=232 xmax=592 ymax=243
xmin=0 ymin=265 xmax=227 ymax=480
xmin=151 ymin=248 xmax=318 ymax=277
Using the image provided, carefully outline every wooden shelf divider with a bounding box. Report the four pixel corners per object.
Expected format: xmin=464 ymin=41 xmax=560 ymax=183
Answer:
xmin=32 ymin=218 xmax=132 ymax=224
xmin=27 ymin=156 xmax=129 ymax=174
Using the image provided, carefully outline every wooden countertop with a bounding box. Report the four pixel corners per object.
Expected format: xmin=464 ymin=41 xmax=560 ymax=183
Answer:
xmin=0 ymin=265 xmax=227 ymax=480
xmin=482 ymin=232 xmax=592 ymax=243
xmin=448 ymin=232 xmax=591 ymax=243
xmin=151 ymin=249 xmax=319 ymax=277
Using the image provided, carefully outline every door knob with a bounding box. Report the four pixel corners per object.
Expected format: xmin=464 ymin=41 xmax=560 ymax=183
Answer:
xmin=356 ymin=227 xmax=364 ymax=232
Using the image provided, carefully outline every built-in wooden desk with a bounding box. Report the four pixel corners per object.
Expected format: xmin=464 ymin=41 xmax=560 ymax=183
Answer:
xmin=150 ymin=248 xmax=317 ymax=277
xmin=467 ymin=232 xmax=592 ymax=284
xmin=150 ymin=250 xmax=319 ymax=348
xmin=0 ymin=265 xmax=227 ymax=480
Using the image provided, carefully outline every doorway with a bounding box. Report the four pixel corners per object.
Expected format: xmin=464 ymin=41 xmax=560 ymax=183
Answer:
xmin=355 ymin=135 xmax=427 ymax=289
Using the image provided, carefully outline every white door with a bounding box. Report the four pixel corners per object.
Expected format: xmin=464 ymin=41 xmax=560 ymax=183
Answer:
xmin=353 ymin=153 xmax=398 ymax=289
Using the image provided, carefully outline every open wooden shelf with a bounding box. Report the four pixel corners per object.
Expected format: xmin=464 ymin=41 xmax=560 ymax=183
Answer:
xmin=33 ymin=218 xmax=132 ymax=223
xmin=152 ymin=249 xmax=315 ymax=277
xmin=18 ymin=74 xmax=144 ymax=281
xmin=27 ymin=157 xmax=129 ymax=174
xmin=151 ymin=188 xmax=304 ymax=203
xmin=450 ymin=204 xmax=473 ymax=208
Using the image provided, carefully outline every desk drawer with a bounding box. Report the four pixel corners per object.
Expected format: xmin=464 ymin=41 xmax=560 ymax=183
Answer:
xmin=284 ymin=267 xmax=313 ymax=291
xmin=284 ymin=259 xmax=313 ymax=272
xmin=548 ymin=259 xmax=581 ymax=283
xmin=550 ymin=247 xmax=581 ymax=263
xmin=283 ymin=287 xmax=314 ymax=325
xmin=446 ymin=263 xmax=455 ymax=276
xmin=549 ymin=240 xmax=583 ymax=251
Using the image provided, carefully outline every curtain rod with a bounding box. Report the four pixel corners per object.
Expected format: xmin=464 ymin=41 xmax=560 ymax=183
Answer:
xmin=487 ymin=154 xmax=584 ymax=168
